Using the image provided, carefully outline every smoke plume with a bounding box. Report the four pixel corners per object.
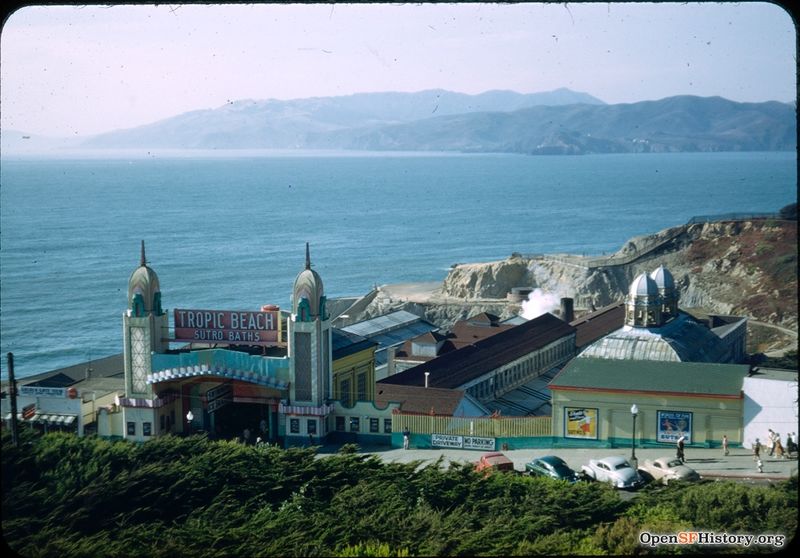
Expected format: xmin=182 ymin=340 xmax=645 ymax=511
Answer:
xmin=520 ymin=288 xmax=560 ymax=320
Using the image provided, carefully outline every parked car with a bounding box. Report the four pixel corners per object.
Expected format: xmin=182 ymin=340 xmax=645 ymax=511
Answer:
xmin=581 ymin=455 xmax=644 ymax=489
xmin=639 ymin=456 xmax=701 ymax=485
xmin=474 ymin=452 xmax=515 ymax=475
xmin=525 ymin=455 xmax=581 ymax=482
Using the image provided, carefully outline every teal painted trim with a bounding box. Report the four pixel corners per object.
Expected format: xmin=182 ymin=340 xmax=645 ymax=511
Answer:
xmin=153 ymin=292 xmax=163 ymax=315
xmin=495 ymin=437 xmax=556 ymax=450
xmin=552 ymin=438 xmax=615 ymax=449
xmin=132 ymin=294 xmax=145 ymax=317
xmin=152 ymin=349 xmax=290 ymax=383
xmin=296 ymin=298 xmax=311 ymax=322
xmin=607 ymin=436 xmax=708 ymax=450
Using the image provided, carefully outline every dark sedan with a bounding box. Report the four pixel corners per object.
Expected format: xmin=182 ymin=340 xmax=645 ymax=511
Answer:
xmin=525 ymin=455 xmax=581 ymax=482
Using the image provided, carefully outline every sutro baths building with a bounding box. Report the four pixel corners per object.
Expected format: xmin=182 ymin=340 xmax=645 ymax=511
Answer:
xmin=3 ymin=248 xmax=793 ymax=453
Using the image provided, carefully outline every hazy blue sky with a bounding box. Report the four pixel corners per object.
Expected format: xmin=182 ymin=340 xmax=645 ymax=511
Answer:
xmin=1 ymin=2 xmax=795 ymax=137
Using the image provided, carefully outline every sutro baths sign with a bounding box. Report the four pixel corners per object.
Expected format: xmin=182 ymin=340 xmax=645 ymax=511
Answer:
xmin=173 ymin=309 xmax=280 ymax=346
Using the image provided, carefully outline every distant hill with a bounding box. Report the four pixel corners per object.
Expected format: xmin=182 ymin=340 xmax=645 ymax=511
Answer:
xmin=307 ymin=96 xmax=796 ymax=154
xmin=80 ymin=88 xmax=605 ymax=150
xmin=15 ymin=90 xmax=795 ymax=155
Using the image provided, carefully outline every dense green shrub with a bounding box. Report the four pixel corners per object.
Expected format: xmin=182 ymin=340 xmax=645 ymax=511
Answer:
xmin=2 ymin=432 xmax=796 ymax=557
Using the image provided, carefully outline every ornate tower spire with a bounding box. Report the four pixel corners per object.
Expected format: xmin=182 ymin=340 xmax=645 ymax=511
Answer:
xmin=305 ymin=242 xmax=311 ymax=270
xmin=140 ymin=240 xmax=146 ymax=267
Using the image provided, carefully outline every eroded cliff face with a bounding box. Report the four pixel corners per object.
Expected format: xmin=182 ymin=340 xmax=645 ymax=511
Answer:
xmin=439 ymin=257 xmax=530 ymax=299
xmin=345 ymin=219 xmax=796 ymax=333
xmin=438 ymin=219 xmax=797 ymax=328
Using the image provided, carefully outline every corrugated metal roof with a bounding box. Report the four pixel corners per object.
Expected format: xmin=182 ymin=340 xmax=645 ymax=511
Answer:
xmin=374 ymin=384 xmax=466 ymax=415
xmin=379 ymin=313 xmax=575 ymax=389
xmin=341 ymin=310 xmax=427 ymax=338
xmin=550 ymin=358 xmax=749 ymax=397
xmin=577 ymin=312 xmax=730 ymax=363
xmin=331 ymin=329 xmax=377 ymax=360
xmin=570 ymin=302 xmax=625 ymax=349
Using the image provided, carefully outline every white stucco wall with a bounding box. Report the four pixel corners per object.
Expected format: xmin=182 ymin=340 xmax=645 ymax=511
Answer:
xmin=743 ymin=376 xmax=798 ymax=448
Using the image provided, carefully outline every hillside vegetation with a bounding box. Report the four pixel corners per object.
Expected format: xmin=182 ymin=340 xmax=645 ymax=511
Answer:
xmin=1 ymin=431 xmax=796 ymax=556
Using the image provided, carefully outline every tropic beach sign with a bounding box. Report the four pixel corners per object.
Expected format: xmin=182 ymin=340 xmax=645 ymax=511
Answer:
xmin=173 ymin=309 xmax=280 ymax=346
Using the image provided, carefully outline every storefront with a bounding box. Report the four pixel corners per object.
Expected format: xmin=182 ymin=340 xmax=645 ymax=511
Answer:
xmin=550 ymin=358 xmax=750 ymax=448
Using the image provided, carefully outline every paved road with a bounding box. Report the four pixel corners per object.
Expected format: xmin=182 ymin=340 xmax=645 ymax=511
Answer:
xmin=318 ymin=444 xmax=798 ymax=483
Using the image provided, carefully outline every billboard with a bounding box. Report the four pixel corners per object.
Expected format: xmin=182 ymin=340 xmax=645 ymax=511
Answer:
xmin=657 ymin=410 xmax=692 ymax=444
xmin=173 ymin=309 xmax=280 ymax=346
xmin=564 ymin=407 xmax=598 ymax=439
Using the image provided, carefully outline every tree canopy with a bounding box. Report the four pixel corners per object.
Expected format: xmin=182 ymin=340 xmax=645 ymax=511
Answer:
xmin=2 ymin=430 xmax=796 ymax=556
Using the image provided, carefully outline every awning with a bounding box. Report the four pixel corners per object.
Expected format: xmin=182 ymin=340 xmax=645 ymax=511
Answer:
xmin=3 ymin=412 xmax=76 ymax=425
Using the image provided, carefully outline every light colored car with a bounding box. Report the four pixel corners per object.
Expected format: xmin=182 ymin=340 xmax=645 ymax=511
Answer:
xmin=474 ymin=451 xmax=515 ymax=475
xmin=581 ymin=455 xmax=644 ymax=489
xmin=639 ymin=456 xmax=701 ymax=485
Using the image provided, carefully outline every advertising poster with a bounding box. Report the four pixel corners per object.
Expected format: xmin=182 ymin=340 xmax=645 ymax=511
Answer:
xmin=657 ymin=410 xmax=692 ymax=443
xmin=565 ymin=407 xmax=598 ymax=439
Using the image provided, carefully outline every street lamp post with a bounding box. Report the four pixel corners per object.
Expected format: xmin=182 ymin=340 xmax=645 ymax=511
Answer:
xmin=186 ymin=410 xmax=194 ymax=435
xmin=630 ymin=404 xmax=639 ymax=470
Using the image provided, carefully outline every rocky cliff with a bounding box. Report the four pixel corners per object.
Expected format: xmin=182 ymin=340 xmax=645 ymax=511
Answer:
xmin=440 ymin=218 xmax=798 ymax=329
xmin=343 ymin=217 xmax=797 ymax=337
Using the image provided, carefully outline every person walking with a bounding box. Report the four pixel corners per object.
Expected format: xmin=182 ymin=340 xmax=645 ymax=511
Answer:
xmin=676 ymin=435 xmax=686 ymax=463
xmin=786 ymin=433 xmax=797 ymax=457
xmin=402 ymin=426 xmax=410 ymax=450
xmin=722 ymin=434 xmax=729 ymax=456
xmin=768 ymin=429 xmax=777 ymax=456
xmin=753 ymin=438 xmax=761 ymax=461
xmin=774 ymin=434 xmax=785 ymax=459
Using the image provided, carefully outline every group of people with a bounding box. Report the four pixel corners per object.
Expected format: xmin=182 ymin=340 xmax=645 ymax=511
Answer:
xmin=751 ymin=430 xmax=796 ymax=472
xmin=242 ymin=418 xmax=270 ymax=446
xmin=764 ymin=429 xmax=795 ymax=459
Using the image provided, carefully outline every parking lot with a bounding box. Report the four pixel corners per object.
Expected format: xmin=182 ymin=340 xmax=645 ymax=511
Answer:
xmin=319 ymin=444 xmax=798 ymax=484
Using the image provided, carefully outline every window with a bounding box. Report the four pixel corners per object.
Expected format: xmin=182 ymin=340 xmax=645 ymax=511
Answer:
xmin=290 ymin=418 xmax=300 ymax=434
xmin=357 ymin=373 xmax=367 ymax=401
xmin=143 ymin=422 xmax=152 ymax=437
xmin=307 ymin=420 xmax=317 ymax=435
xmin=384 ymin=419 xmax=392 ymax=433
xmin=127 ymin=422 xmax=136 ymax=436
xmin=370 ymin=418 xmax=379 ymax=433
xmin=349 ymin=417 xmax=360 ymax=432
xmin=335 ymin=416 xmax=345 ymax=431
xmin=340 ymin=379 xmax=351 ymax=406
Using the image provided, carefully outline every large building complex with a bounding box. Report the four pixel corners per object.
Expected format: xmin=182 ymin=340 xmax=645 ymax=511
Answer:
xmin=3 ymin=252 xmax=794 ymax=453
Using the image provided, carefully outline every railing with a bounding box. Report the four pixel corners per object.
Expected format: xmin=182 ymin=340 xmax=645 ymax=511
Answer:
xmin=687 ymin=212 xmax=779 ymax=224
xmin=393 ymin=413 xmax=552 ymax=437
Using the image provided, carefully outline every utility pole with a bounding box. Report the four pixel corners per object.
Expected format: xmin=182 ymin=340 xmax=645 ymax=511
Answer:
xmin=8 ymin=353 xmax=19 ymax=447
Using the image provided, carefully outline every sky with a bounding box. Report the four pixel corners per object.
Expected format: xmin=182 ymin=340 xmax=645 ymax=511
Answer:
xmin=1 ymin=2 xmax=796 ymax=137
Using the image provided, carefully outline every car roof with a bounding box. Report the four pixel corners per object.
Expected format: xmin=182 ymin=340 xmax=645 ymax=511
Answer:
xmin=653 ymin=456 xmax=677 ymax=463
xmin=600 ymin=456 xmax=629 ymax=466
xmin=539 ymin=455 xmax=567 ymax=465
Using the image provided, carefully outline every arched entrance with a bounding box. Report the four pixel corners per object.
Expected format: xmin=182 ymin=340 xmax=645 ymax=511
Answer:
xmin=178 ymin=378 xmax=284 ymax=443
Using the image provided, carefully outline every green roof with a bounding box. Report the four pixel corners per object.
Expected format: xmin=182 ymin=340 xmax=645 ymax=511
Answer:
xmin=550 ymin=358 xmax=750 ymax=397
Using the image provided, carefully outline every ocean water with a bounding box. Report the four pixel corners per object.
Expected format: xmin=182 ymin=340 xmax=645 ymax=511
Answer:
xmin=0 ymin=150 xmax=796 ymax=379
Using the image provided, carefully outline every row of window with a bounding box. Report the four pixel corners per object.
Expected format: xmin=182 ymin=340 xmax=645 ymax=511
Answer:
xmin=337 ymin=371 xmax=370 ymax=406
xmin=127 ymin=421 xmax=152 ymax=437
xmin=287 ymin=416 xmax=392 ymax=435
xmin=335 ymin=416 xmax=392 ymax=434
xmin=468 ymin=339 xmax=573 ymax=399
xmin=289 ymin=418 xmax=317 ymax=434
